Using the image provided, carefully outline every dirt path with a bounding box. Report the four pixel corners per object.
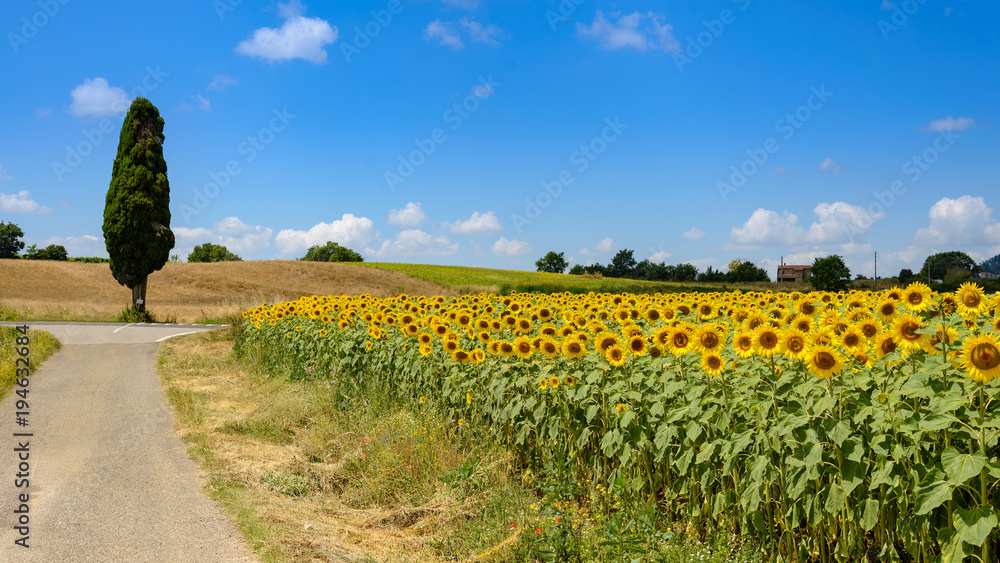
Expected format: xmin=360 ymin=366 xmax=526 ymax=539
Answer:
xmin=0 ymin=322 xmax=259 ymax=562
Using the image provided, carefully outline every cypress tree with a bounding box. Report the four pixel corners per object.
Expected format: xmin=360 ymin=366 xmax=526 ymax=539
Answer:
xmin=103 ymin=97 xmax=175 ymax=312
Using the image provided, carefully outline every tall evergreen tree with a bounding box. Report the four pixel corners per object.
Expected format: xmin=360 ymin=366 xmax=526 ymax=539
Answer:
xmin=103 ymin=98 xmax=174 ymax=312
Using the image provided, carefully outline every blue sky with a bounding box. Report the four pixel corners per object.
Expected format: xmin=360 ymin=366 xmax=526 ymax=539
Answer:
xmin=2 ymin=0 xmax=998 ymax=278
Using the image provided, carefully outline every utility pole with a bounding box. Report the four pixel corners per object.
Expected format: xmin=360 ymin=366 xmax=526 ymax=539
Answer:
xmin=874 ymin=251 xmax=877 ymax=292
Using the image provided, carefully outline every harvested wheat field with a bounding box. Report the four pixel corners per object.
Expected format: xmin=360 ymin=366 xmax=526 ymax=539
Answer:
xmin=0 ymin=259 xmax=452 ymax=323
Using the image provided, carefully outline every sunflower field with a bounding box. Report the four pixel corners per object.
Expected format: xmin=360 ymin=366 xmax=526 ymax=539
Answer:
xmin=239 ymin=282 xmax=1000 ymax=562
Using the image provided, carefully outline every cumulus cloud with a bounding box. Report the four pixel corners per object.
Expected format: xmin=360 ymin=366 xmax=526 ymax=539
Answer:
xmin=921 ymin=116 xmax=977 ymax=132
xmin=235 ymin=3 xmax=338 ymax=64
xmin=492 ymin=237 xmax=532 ymax=257
xmin=173 ymin=217 xmax=273 ymax=258
xmin=728 ymin=202 xmax=881 ymax=249
xmin=816 ymin=157 xmax=845 ymax=174
xmin=424 ymin=19 xmax=464 ymax=49
xmin=69 ymin=77 xmax=130 ymax=117
xmin=912 ymin=195 xmax=1000 ymax=246
xmin=0 ymin=190 xmax=52 ymax=214
xmin=275 ymin=214 xmax=377 ymax=256
xmin=443 ymin=211 xmax=503 ymax=235
xmin=577 ymin=11 xmax=679 ymax=53
xmin=424 ymin=17 xmax=502 ymax=49
xmin=682 ymin=227 xmax=706 ymax=241
xmin=387 ymin=202 xmax=428 ymax=228
xmin=729 ymin=209 xmax=803 ymax=248
xmin=649 ymin=249 xmax=673 ymax=263
xmin=459 ymin=17 xmax=502 ymax=46
xmin=580 ymin=237 xmax=617 ymax=257
xmin=367 ymin=229 xmax=459 ymax=258
xmin=207 ymin=74 xmax=239 ymax=92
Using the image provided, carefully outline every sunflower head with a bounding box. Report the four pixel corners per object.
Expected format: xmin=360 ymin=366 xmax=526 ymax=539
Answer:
xmin=960 ymin=333 xmax=1000 ymax=383
xmin=806 ymin=344 xmax=844 ymax=379
xmin=606 ymin=345 xmax=626 ymax=367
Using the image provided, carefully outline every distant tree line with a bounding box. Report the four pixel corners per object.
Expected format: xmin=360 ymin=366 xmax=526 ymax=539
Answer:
xmin=537 ymin=249 xmax=770 ymax=283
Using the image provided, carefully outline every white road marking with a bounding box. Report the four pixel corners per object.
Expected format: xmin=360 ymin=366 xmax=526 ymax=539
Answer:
xmin=155 ymin=331 xmax=199 ymax=343
xmin=113 ymin=323 xmax=134 ymax=333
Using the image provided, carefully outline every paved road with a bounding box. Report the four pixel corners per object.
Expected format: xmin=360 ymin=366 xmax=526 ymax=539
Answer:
xmin=0 ymin=322 xmax=259 ymax=562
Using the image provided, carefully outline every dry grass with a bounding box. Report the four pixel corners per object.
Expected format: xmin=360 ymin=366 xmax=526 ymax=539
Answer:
xmin=158 ymin=332 xmax=529 ymax=563
xmin=0 ymin=260 xmax=452 ymax=323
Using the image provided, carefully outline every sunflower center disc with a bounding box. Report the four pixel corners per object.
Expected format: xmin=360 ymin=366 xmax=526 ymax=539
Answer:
xmin=972 ymin=343 xmax=1000 ymax=370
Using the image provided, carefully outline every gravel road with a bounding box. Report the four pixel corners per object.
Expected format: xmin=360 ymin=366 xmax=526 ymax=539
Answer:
xmin=0 ymin=322 xmax=259 ymax=562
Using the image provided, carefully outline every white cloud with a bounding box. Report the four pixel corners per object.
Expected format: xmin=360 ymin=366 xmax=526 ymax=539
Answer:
xmin=235 ymin=7 xmax=338 ymax=64
xmin=492 ymin=237 xmax=532 ymax=257
xmin=34 ymin=235 xmax=105 ymax=258
xmin=729 ymin=209 xmax=803 ymax=248
xmin=424 ymin=19 xmax=464 ymax=49
xmin=367 ymin=229 xmax=459 ymax=258
xmin=275 ymin=214 xmax=377 ymax=256
xmin=580 ymin=237 xmax=617 ymax=256
xmin=912 ymin=195 xmax=1000 ymax=247
xmin=921 ymin=116 xmax=977 ymax=132
xmin=816 ymin=157 xmax=845 ymax=174
xmin=0 ymin=190 xmax=52 ymax=214
xmin=729 ymin=202 xmax=881 ymax=249
xmin=459 ymin=17 xmax=502 ymax=46
xmin=682 ymin=227 xmax=705 ymax=241
xmin=649 ymin=250 xmax=673 ymax=263
xmin=806 ymin=201 xmax=879 ymax=243
xmin=387 ymin=202 xmax=428 ymax=228
xmin=442 ymin=0 xmax=479 ymax=9
xmin=277 ymin=0 xmax=306 ymax=19
xmin=173 ymin=217 xmax=273 ymax=259
xmin=773 ymin=166 xmax=798 ymax=178
xmin=207 ymin=74 xmax=239 ymax=92
xmin=576 ymin=11 xmax=679 ymax=53
xmin=0 ymin=164 xmax=11 ymax=182
xmin=69 ymin=77 xmax=130 ymax=117
xmin=35 ymin=108 xmax=52 ymax=118
xmin=443 ymin=211 xmax=503 ymax=235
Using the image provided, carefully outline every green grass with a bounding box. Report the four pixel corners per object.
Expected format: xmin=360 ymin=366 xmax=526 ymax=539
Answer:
xmin=0 ymin=326 xmax=61 ymax=399
xmin=359 ymin=262 xmax=783 ymax=295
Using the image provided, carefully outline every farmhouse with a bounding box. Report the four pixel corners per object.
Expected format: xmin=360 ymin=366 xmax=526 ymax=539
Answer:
xmin=777 ymin=264 xmax=811 ymax=283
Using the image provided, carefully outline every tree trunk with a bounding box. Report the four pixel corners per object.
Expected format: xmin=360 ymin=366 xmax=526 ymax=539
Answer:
xmin=131 ymin=276 xmax=148 ymax=312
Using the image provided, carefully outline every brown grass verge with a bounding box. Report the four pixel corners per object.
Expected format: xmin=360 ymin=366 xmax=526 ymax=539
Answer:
xmin=158 ymin=332 xmax=525 ymax=562
xmin=0 ymin=260 xmax=453 ymax=323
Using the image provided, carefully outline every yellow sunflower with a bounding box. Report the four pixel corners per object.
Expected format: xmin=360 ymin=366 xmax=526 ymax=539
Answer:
xmin=752 ymin=325 xmax=781 ymax=357
xmin=779 ymin=328 xmax=809 ymax=360
xmin=701 ymin=352 xmax=726 ymax=376
xmin=628 ymin=334 xmax=648 ymax=356
xmin=539 ymin=338 xmax=560 ymax=359
xmin=805 ymin=344 xmax=844 ymax=379
xmin=733 ymin=330 xmax=755 ymax=359
xmin=693 ymin=324 xmax=723 ymax=353
xmin=959 ymin=333 xmax=1000 ymax=383
xmin=561 ymin=338 xmax=587 ymax=359
xmin=514 ymin=337 xmax=534 ymax=359
xmin=956 ymin=282 xmax=989 ymax=318
xmin=891 ymin=313 xmax=929 ymax=351
xmin=902 ymin=281 xmax=932 ymax=312
xmin=606 ymin=345 xmax=626 ymax=367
